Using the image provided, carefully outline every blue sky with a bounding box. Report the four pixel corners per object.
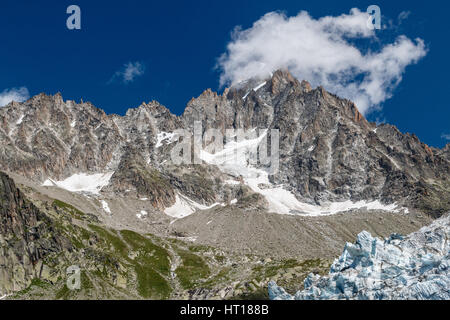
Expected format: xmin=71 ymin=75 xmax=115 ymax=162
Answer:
xmin=0 ymin=0 xmax=448 ymax=147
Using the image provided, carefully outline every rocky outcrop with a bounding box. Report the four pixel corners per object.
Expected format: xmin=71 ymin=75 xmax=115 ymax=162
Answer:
xmin=105 ymin=151 xmax=176 ymax=210
xmin=0 ymin=172 xmax=70 ymax=294
xmin=269 ymin=214 xmax=450 ymax=300
xmin=0 ymin=96 xmax=180 ymax=181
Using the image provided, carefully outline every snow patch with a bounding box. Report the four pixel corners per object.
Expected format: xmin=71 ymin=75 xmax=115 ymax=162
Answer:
xmin=199 ymin=128 xmax=267 ymax=178
xmin=41 ymin=172 xmax=114 ymax=195
xmin=230 ymin=199 xmax=238 ymax=205
xmin=16 ymin=115 xmax=24 ymax=125
xmin=42 ymin=179 xmax=56 ymax=187
xmin=225 ymin=179 xmax=241 ymax=185
xmin=253 ymin=81 xmax=266 ymax=91
xmin=164 ymin=193 xmax=223 ymax=219
xmin=136 ymin=210 xmax=148 ymax=219
xmin=242 ymin=82 xmax=266 ymax=100
xmin=155 ymin=132 xmax=176 ymax=148
xmin=101 ymin=200 xmax=111 ymax=214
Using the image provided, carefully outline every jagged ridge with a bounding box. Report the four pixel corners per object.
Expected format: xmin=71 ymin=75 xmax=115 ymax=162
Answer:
xmin=0 ymin=70 xmax=449 ymax=215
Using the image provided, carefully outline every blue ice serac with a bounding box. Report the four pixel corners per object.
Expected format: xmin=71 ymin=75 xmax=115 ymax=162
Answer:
xmin=269 ymin=215 xmax=450 ymax=300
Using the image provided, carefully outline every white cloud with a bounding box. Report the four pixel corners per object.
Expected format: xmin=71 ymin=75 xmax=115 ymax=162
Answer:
xmin=0 ymin=87 xmax=30 ymax=107
xmin=110 ymin=61 xmax=145 ymax=84
xmin=442 ymin=133 xmax=450 ymax=141
xmin=217 ymin=9 xmax=427 ymax=114
xmin=398 ymin=11 xmax=411 ymax=24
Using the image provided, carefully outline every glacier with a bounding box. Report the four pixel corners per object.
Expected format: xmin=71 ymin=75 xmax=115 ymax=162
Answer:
xmin=269 ymin=214 xmax=450 ymax=300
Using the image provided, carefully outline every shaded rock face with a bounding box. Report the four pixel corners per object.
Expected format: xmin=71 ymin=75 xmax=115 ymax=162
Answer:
xmin=269 ymin=214 xmax=450 ymax=300
xmin=0 ymin=172 xmax=69 ymax=293
xmin=0 ymin=70 xmax=449 ymax=215
xmin=105 ymin=152 xmax=176 ymax=210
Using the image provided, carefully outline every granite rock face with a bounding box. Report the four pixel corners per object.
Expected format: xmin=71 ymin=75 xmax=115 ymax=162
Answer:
xmin=0 ymin=172 xmax=70 ymax=293
xmin=0 ymin=70 xmax=449 ymax=215
xmin=269 ymin=214 xmax=450 ymax=300
xmin=181 ymin=70 xmax=450 ymax=215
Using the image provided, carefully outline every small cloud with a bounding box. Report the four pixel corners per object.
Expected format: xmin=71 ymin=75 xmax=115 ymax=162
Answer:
xmin=0 ymin=87 xmax=29 ymax=107
xmin=109 ymin=61 xmax=145 ymax=84
xmin=398 ymin=11 xmax=411 ymax=24
xmin=441 ymin=133 xmax=450 ymax=141
xmin=375 ymin=116 xmax=387 ymax=126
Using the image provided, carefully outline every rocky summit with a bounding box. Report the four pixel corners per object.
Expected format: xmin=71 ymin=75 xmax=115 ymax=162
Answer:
xmin=0 ymin=70 xmax=449 ymax=299
xmin=1 ymin=70 xmax=449 ymax=215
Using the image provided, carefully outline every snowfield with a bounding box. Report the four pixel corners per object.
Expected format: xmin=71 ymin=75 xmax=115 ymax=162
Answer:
xmin=164 ymin=193 xmax=224 ymax=219
xmin=199 ymin=130 xmax=403 ymax=216
xmin=42 ymin=172 xmax=114 ymax=195
xmin=269 ymin=214 xmax=450 ymax=300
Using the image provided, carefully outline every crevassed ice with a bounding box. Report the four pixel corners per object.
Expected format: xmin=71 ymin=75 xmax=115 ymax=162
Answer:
xmin=42 ymin=172 xmax=114 ymax=195
xmin=199 ymin=130 xmax=403 ymax=216
xmin=269 ymin=215 xmax=450 ymax=300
